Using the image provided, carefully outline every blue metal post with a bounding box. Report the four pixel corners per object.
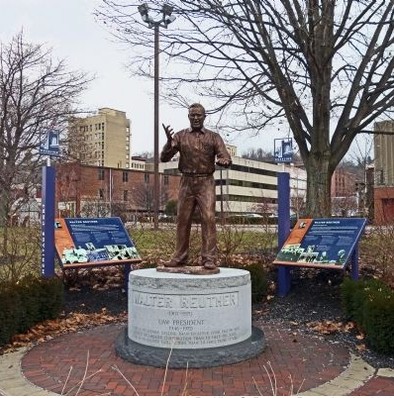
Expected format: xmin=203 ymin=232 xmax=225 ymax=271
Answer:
xmin=277 ymin=172 xmax=291 ymax=296
xmin=41 ymin=163 xmax=56 ymax=277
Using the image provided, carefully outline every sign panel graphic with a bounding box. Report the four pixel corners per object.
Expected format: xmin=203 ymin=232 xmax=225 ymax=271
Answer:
xmin=273 ymin=218 xmax=367 ymax=268
xmin=55 ymin=217 xmax=140 ymax=267
xmin=274 ymin=138 xmax=293 ymax=163
xmin=40 ymin=129 xmax=60 ymax=157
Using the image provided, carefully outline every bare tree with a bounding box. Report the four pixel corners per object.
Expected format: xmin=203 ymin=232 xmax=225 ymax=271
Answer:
xmin=96 ymin=0 xmax=394 ymax=216
xmin=242 ymin=148 xmax=275 ymax=163
xmin=131 ymin=180 xmax=168 ymax=219
xmin=63 ymin=117 xmax=96 ymax=164
xmin=0 ymin=32 xmax=90 ymax=252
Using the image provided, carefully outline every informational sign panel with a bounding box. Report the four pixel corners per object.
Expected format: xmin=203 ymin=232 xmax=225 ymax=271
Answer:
xmin=274 ymin=138 xmax=293 ymax=163
xmin=273 ymin=218 xmax=367 ymax=268
xmin=55 ymin=217 xmax=140 ymax=267
xmin=40 ymin=129 xmax=60 ymax=157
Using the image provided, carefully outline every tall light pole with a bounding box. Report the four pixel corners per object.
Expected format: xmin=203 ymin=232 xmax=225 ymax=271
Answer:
xmin=138 ymin=3 xmax=175 ymax=230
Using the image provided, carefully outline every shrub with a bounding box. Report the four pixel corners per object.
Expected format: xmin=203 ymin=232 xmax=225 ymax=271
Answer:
xmin=341 ymin=277 xmax=389 ymax=324
xmin=244 ymin=263 xmax=269 ymax=303
xmin=359 ymin=225 xmax=394 ymax=288
xmin=0 ymin=288 xmax=23 ymax=345
xmin=0 ymin=226 xmax=41 ymax=284
xmin=0 ymin=276 xmax=64 ymax=346
xmin=363 ymin=291 xmax=394 ymax=354
xmin=340 ymin=277 xmax=394 ymax=354
xmin=225 ymin=262 xmax=268 ymax=304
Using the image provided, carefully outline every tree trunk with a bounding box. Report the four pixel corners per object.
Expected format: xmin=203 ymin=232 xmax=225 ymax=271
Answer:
xmin=304 ymin=153 xmax=332 ymax=218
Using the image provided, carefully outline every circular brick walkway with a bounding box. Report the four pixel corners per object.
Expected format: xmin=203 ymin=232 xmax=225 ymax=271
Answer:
xmin=21 ymin=321 xmax=350 ymax=396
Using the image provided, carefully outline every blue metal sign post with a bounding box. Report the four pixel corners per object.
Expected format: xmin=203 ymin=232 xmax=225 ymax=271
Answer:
xmin=277 ymin=172 xmax=291 ymax=297
xmin=40 ymin=129 xmax=59 ymax=278
xmin=41 ymin=160 xmax=56 ymax=277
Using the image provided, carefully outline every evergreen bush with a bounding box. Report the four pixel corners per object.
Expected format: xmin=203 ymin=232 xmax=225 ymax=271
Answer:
xmin=363 ymin=289 xmax=394 ymax=354
xmin=0 ymin=276 xmax=64 ymax=346
xmin=225 ymin=263 xmax=268 ymax=303
xmin=244 ymin=263 xmax=269 ymax=303
xmin=340 ymin=277 xmax=394 ymax=354
xmin=0 ymin=287 xmax=22 ymax=345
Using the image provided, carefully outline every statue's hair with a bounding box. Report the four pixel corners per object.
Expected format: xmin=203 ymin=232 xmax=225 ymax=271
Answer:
xmin=188 ymin=103 xmax=205 ymax=114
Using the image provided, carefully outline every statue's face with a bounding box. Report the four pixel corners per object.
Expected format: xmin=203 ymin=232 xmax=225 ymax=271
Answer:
xmin=188 ymin=107 xmax=206 ymax=131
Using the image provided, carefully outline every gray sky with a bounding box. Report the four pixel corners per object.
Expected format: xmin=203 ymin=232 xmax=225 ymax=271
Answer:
xmin=1 ymin=0 xmax=371 ymax=160
xmin=1 ymin=0 xmax=281 ymax=156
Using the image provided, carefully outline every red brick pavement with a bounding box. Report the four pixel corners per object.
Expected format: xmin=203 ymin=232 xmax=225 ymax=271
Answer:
xmin=21 ymin=321 xmax=351 ymax=396
xmin=351 ymin=376 xmax=394 ymax=396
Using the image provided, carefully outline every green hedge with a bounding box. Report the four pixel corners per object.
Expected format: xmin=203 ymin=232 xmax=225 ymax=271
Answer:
xmin=341 ymin=277 xmax=394 ymax=354
xmin=243 ymin=263 xmax=269 ymax=303
xmin=225 ymin=263 xmax=268 ymax=303
xmin=0 ymin=276 xmax=64 ymax=346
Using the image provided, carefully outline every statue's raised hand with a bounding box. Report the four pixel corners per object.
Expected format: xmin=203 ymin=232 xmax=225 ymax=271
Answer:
xmin=162 ymin=123 xmax=174 ymax=143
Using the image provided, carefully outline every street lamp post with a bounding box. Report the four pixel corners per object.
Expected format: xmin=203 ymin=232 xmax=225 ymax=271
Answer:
xmin=138 ymin=3 xmax=175 ymax=230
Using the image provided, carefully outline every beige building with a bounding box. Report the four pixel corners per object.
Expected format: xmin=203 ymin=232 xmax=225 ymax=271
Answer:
xmin=69 ymin=108 xmax=131 ymax=168
xmin=159 ymin=152 xmax=307 ymax=216
xmin=374 ymin=120 xmax=394 ymax=186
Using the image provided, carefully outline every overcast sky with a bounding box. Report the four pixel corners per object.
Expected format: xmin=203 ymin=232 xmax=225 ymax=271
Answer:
xmin=1 ymin=0 xmax=372 ymax=160
xmin=1 ymin=0 xmax=283 ymax=156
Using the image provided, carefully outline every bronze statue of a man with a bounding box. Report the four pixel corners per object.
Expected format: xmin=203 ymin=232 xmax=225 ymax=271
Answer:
xmin=160 ymin=103 xmax=232 ymax=271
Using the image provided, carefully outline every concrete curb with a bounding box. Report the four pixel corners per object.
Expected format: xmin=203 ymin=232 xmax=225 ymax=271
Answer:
xmin=377 ymin=368 xmax=394 ymax=378
xmin=301 ymin=353 xmax=375 ymax=396
xmin=0 ymin=347 xmax=57 ymax=396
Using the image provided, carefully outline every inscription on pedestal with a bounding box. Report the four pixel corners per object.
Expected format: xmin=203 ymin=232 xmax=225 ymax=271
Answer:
xmin=133 ymin=291 xmax=239 ymax=309
xmin=128 ymin=268 xmax=251 ymax=349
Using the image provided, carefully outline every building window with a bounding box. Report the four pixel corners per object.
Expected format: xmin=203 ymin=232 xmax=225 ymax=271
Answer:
xmin=123 ymin=190 xmax=128 ymax=201
xmin=230 ymin=164 xmax=277 ymax=177
xmin=99 ymin=188 xmax=104 ymax=199
xmin=144 ymin=173 xmax=150 ymax=183
xmin=98 ymin=169 xmax=105 ymax=180
xmin=123 ymin=171 xmax=128 ymax=182
xmin=164 ymin=175 xmax=169 ymax=185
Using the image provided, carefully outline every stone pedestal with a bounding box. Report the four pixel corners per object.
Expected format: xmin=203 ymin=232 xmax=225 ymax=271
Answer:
xmin=116 ymin=267 xmax=265 ymax=368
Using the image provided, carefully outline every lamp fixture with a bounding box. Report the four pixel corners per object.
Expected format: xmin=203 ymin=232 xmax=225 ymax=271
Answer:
xmin=138 ymin=2 xmax=176 ymax=28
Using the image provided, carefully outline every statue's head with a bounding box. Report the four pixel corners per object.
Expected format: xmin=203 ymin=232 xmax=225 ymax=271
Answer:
xmin=188 ymin=103 xmax=206 ymax=131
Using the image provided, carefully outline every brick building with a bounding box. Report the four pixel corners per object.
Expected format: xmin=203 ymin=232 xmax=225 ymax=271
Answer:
xmin=330 ymin=167 xmax=358 ymax=216
xmin=55 ymin=162 xmax=181 ymax=220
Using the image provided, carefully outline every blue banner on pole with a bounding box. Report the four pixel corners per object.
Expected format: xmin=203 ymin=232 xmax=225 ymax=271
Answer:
xmin=274 ymin=138 xmax=293 ymax=163
xmin=40 ymin=129 xmax=60 ymax=157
